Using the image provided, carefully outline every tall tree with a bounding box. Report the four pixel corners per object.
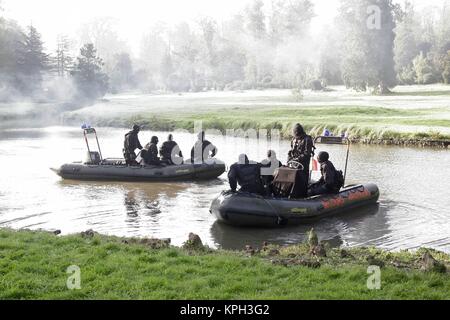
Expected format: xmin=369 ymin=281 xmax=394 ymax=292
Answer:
xmin=15 ymin=25 xmax=49 ymax=94
xmin=339 ymin=0 xmax=397 ymax=93
xmin=394 ymin=1 xmax=420 ymax=83
xmin=110 ymin=52 xmax=133 ymax=92
xmin=54 ymin=34 xmax=74 ymax=77
xmin=245 ymin=0 xmax=267 ymax=40
xmin=71 ymin=43 xmax=108 ymax=101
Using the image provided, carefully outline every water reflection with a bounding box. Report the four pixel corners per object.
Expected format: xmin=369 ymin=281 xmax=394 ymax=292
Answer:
xmin=210 ymin=204 xmax=380 ymax=250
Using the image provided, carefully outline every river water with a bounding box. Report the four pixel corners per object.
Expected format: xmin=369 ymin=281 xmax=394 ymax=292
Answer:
xmin=0 ymin=126 xmax=449 ymax=253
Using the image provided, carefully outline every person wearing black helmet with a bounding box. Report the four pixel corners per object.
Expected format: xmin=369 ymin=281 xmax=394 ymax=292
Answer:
xmin=228 ymin=154 xmax=264 ymax=194
xmin=190 ymin=131 xmax=218 ymax=163
xmin=308 ymin=151 xmax=344 ymax=196
xmin=288 ymin=123 xmax=314 ymax=174
xmin=142 ymin=136 xmax=161 ymax=166
xmin=123 ymin=124 xmax=143 ymax=165
xmin=160 ymin=134 xmax=183 ymax=165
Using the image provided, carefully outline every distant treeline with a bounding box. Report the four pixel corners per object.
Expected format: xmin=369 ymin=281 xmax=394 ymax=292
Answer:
xmin=1 ymin=0 xmax=450 ymax=102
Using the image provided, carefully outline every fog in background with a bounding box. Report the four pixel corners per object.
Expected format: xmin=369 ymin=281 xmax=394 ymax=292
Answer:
xmin=1 ymin=0 xmax=450 ymax=104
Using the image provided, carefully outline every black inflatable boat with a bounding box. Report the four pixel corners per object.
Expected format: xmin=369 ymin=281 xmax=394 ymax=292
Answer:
xmin=210 ymin=135 xmax=380 ymax=227
xmin=53 ymin=127 xmax=226 ymax=182
xmin=54 ymin=160 xmax=226 ymax=182
xmin=210 ymin=183 xmax=380 ymax=227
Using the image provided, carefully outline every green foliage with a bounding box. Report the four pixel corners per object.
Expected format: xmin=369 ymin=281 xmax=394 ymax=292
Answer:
xmin=413 ymin=52 xmax=436 ymax=84
xmin=442 ymin=51 xmax=450 ymax=84
xmin=339 ymin=0 xmax=397 ymax=93
xmin=71 ymin=43 xmax=109 ymax=101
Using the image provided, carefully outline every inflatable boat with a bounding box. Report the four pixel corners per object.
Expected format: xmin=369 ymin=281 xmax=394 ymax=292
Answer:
xmin=210 ymin=135 xmax=380 ymax=227
xmin=54 ymin=160 xmax=226 ymax=182
xmin=210 ymin=183 xmax=380 ymax=227
xmin=52 ymin=127 xmax=225 ymax=182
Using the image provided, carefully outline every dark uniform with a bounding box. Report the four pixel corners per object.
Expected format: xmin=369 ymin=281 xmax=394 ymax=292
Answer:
xmin=288 ymin=134 xmax=314 ymax=173
xmin=160 ymin=140 xmax=182 ymax=165
xmin=123 ymin=129 xmax=143 ymax=165
xmin=308 ymin=160 xmax=342 ymax=196
xmin=191 ymin=139 xmax=217 ymax=163
xmin=228 ymin=162 xmax=264 ymax=194
xmin=143 ymin=142 xmax=161 ymax=166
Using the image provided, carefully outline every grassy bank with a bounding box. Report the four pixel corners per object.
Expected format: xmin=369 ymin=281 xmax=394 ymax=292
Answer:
xmin=1 ymin=229 xmax=449 ymax=300
xmin=65 ymin=105 xmax=450 ymax=147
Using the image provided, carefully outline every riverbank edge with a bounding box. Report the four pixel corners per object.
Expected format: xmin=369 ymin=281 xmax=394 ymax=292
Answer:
xmin=1 ymin=228 xmax=449 ymax=299
xmin=62 ymin=115 xmax=450 ymax=149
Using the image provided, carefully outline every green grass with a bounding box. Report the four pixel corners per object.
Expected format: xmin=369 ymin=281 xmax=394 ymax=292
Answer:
xmin=0 ymin=229 xmax=449 ymax=300
xmin=79 ymin=105 xmax=450 ymax=142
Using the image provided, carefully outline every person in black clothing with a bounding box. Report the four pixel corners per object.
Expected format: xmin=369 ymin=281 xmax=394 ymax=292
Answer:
xmin=308 ymin=152 xmax=343 ymax=197
xmin=142 ymin=136 xmax=161 ymax=166
xmin=260 ymin=150 xmax=283 ymax=193
xmin=191 ymin=131 xmax=218 ymax=163
xmin=123 ymin=124 xmax=143 ymax=165
xmin=288 ymin=123 xmax=314 ymax=173
xmin=228 ymin=154 xmax=264 ymax=194
xmin=160 ymin=134 xmax=183 ymax=165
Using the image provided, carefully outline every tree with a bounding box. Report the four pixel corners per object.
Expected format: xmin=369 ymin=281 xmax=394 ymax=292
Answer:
xmin=15 ymin=25 xmax=49 ymax=94
xmin=110 ymin=52 xmax=133 ymax=92
xmin=442 ymin=51 xmax=450 ymax=84
xmin=394 ymin=1 xmax=420 ymax=83
xmin=79 ymin=17 xmax=129 ymax=74
xmin=54 ymin=34 xmax=74 ymax=77
xmin=413 ymin=52 xmax=436 ymax=84
xmin=339 ymin=0 xmax=397 ymax=94
xmin=71 ymin=43 xmax=108 ymax=101
xmin=245 ymin=0 xmax=267 ymax=40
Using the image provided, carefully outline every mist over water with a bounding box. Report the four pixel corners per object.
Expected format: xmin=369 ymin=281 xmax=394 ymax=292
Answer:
xmin=0 ymin=126 xmax=449 ymax=253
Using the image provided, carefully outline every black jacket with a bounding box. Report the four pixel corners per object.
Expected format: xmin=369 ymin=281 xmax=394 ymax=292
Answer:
xmin=228 ymin=163 xmax=263 ymax=194
xmin=124 ymin=131 xmax=143 ymax=153
xmin=288 ymin=134 xmax=314 ymax=169
xmin=318 ymin=160 xmax=340 ymax=191
xmin=143 ymin=143 xmax=160 ymax=165
xmin=160 ymin=140 xmax=182 ymax=160
xmin=191 ymin=140 xmax=217 ymax=162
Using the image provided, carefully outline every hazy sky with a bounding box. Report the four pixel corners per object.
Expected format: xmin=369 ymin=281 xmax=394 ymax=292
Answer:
xmin=2 ymin=0 xmax=448 ymax=55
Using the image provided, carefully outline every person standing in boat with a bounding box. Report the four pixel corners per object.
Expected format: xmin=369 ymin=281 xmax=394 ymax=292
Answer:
xmin=160 ymin=134 xmax=183 ymax=165
xmin=191 ymin=131 xmax=218 ymax=163
xmin=308 ymin=152 xmax=344 ymax=197
xmin=123 ymin=124 xmax=143 ymax=166
xmin=142 ymin=136 xmax=161 ymax=166
xmin=228 ymin=154 xmax=264 ymax=195
xmin=288 ymin=123 xmax=314 ymax=173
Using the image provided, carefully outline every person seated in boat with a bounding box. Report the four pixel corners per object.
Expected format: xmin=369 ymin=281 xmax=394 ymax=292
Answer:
xmin=190 ymin=131 xmax=218 ymax=163
xmin=260 ymin=150 xmax=283 ymax=194
xmin=160 ymin=134 xmax=183 ymax=165
xmin=228 ymin=154 xmax=264 ymax=195
xmin=308 ymin=151 xmax=344 ymax=197
xmin=123 ymin=124 xmax=143 ymax=166
xmin=288 ymin=123 xmax=314 ymax=174
xmin=141 ymin=136 xmax=161 ymax=166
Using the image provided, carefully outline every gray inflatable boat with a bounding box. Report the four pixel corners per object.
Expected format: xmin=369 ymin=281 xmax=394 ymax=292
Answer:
xmin=54 ymin=159 xmax=226 ymax=182
xmin=53 ymin=127 xmax=225 ymax=182
xmin=210 ymin=183 xmax=380 ymax=227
